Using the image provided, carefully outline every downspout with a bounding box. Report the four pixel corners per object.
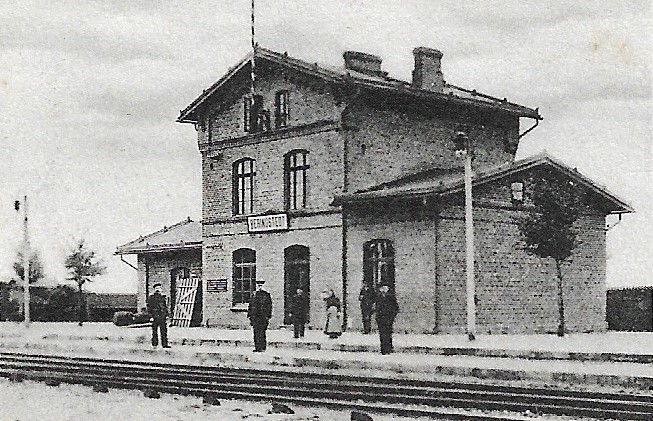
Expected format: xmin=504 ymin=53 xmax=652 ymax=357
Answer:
xmin=338 ymin=89 xmax=361 ymax=332
xmin=341 ymin=113 xmax=350 ymax=331
xmin=606 ymin=213 xmax=623 ymax=231
xmin=120 ymin=254 xmax=138 ymax=271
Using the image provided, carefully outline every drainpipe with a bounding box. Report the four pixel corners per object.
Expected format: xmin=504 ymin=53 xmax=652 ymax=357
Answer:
xmin=606 ymin=213 xmax=623 ymax=231
xmin=518 ymin=116 xmax=540 ymax=139
xmin=119 ymin=255 xmax=138 ymax=271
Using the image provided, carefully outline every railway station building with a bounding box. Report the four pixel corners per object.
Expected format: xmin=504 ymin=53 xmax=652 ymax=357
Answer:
xmin=116 ymin=47 xmax=631 ymax=334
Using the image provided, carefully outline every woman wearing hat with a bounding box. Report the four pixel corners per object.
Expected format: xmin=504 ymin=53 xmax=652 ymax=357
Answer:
xmin=322 ymin=289 xmax=342 ymax=339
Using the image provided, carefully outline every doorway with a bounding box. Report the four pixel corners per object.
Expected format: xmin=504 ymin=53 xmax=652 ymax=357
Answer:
xmin=170 ymin=267 xmax=190 ymax=316
xmin=284 ymin=245 xmax=310 ymax=325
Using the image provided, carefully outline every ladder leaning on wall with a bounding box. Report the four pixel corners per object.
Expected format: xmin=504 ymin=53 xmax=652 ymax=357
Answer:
xmin=170 ymin=276 xmax=200 ymax=327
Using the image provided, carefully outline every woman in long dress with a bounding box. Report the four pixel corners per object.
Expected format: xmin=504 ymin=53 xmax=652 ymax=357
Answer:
xmin=322 ymin=289 xmax=342 ymax=339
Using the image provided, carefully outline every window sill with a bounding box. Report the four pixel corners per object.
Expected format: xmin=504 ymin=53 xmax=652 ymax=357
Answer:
xmin=230 ymin=305 xmax=249 ymax=312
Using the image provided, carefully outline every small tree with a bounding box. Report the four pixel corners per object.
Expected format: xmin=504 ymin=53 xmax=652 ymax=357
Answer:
xmin=518 ymin=168 xmax=584 ymax=337
xmin=64 ymin=239 xmax=106 ymax=326
xmin=13 ymin=249 xmax=45 ymax=284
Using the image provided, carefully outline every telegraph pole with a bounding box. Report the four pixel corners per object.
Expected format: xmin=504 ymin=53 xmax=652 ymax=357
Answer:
xmin=16 ymin=196 xmax=31 ymax=325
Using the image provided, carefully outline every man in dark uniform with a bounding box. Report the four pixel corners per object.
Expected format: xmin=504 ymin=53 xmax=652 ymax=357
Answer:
xmin=147 ymin=283 xmax=170 ymax=348
xmin=290 ymin=287 xmax=309 ymax=338
xmin=375 ymin=284 xmax=398 ymax=355
xmin=248 ymin=279 xmax=272 ymax=352
xmin=359 ymin=283 xmax=376 ymax=334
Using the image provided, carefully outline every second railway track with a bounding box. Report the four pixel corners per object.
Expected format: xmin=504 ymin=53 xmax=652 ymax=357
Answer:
xmin=0 ymin=351 xmax=650 ymax=420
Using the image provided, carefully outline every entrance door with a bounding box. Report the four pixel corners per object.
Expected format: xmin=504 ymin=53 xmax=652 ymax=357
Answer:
xmin=284 ymin=245 xmax=310 ymax=325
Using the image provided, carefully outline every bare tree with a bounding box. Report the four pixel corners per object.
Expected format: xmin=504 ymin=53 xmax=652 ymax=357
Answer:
xmin=64 ymin=239 xmax=106 ymax=326
xmin=518 ymin=168 xmax=584 ymax=337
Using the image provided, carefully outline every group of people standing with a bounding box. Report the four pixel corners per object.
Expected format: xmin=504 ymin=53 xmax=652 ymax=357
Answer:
xmin=147 ymin=280 xmax=399 ymax=355
xmin=359 ymin=283 xmax=399 ymax=354
xmin=275 ymin=281 xmax=399 ymax=355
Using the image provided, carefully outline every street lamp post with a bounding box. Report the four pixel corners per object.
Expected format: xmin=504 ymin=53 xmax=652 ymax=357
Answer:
xmin=454 ymin=131 xmax=476 ymax=341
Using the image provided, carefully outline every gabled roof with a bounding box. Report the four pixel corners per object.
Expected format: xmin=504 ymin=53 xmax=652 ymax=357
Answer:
xmin=115 ymin=218 xmax=202 ymax=255
xmin=177 ymin=46 xmax=541 ymax=123
xmin=333 ymin=153 xmax=634 ymax=214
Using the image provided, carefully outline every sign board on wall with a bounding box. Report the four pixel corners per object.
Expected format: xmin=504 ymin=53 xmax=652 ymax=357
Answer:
xmin=206 ymin=279 xmax=228 ymax=293
xmin=247 ymin=213 xmax=288 ymax=233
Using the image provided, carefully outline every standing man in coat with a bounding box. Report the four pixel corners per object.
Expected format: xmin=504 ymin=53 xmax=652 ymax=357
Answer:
xmin=359 ymin=283 xmax=376 ymax=334
xmin=290 ymin=287 xmax=309 ymax=339
xmin=375 ymin=284 xmax=398 ymax=355
xmin=147 ymin=283 xmax=170 ymax=348
xmin=248 ymin=279 xmax=272 ymax=352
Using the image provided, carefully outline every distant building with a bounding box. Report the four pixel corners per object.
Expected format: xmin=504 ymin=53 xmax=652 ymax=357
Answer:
xmin=85 ymin=292 xmax=137 ymax=322
xmin=117 ymin=47 xmax=632 ymax=334
xmin=607 ymin=286 xmax=653 ymax=332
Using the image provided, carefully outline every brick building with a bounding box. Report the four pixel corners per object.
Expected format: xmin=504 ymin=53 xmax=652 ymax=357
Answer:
xmin=119 ymin=46 xmax=632 ymax=333
xmin=116 ymin=218 xmax=203 ymax=326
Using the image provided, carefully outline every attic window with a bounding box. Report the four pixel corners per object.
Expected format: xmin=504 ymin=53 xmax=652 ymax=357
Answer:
xmin=275 ymin=90 xmax=289 ymax=128
xmin=511 ymin=182 xmax=524 ymax=202
xmin=244 ymin=95 xmax=270 ymax=133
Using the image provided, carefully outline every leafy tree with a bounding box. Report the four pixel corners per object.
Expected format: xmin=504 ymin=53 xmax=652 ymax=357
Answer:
xmin=518 ymin=168 xmax=584 ymax=337
xmin=64 ymin=239 xmax=106 ymax=326
xmin=13 ymin=249 xmax=45 ymax=284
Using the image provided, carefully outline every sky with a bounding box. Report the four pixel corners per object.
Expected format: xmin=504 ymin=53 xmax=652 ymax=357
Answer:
xmin=0 ymin=1 xmax=650 ymax=293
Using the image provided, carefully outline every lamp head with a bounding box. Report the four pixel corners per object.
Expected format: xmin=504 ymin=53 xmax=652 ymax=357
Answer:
xmin=453 ymin=131 xmax=469 ymax=154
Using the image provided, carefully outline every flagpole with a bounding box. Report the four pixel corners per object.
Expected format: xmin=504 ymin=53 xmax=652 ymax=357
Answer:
xmin=250 ymin=0 xmax=256 ymax=95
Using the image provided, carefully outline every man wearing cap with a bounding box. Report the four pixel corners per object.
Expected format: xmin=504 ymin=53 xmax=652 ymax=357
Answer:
xmin=147 ymin=283 xmax=170 ymax=348
xmin=375 ymin=284 xmax=398 ymax=355
xmin=247 ymin=279 xmax=272 ymax=352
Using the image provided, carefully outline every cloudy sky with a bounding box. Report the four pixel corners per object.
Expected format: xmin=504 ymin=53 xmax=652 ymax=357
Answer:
xmin=0 ymin=1 xmax=650 ymax=292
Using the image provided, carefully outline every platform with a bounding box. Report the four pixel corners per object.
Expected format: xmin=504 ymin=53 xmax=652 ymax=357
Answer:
xmin=1 ymin=322 xmax=652 ymax=392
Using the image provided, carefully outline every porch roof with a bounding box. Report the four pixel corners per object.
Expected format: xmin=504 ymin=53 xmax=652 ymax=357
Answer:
xmin=332 ymin=153 xmax=634 ymax=215
xmin=115 ymin=218 xmax=202 ymax=255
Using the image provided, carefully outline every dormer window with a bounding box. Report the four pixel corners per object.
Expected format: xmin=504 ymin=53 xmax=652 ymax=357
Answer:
xmin=275 ymin=90 xmax=289 ymax=128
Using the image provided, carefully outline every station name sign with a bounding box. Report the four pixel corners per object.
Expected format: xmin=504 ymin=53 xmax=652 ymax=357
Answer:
xmin=247 ymin=213 xmax=288 ymax=233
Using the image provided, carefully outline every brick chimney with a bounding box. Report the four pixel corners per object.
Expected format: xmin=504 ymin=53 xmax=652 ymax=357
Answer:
xmin=343 ymin=51 xmax=387 ymax=77
xmin=412 ymin=47 xmax=444 ymax=93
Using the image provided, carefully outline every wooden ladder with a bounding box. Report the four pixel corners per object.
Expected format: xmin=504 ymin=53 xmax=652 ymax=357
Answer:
xmin=171 ymin=276 xmax=200 ymax=327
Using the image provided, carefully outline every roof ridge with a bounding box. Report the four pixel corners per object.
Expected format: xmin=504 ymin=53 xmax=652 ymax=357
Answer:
xmin=117 ymin=217 xmax=196 ymax=250
xmin=177 ymin=46 xmax=541 ymax=124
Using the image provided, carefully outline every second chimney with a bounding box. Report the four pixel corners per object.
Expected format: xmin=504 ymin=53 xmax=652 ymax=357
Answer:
xmin=412 ymin=47 xmax=444 ymax=93
xmin=343 ymin=51 xmax=387 ymax=77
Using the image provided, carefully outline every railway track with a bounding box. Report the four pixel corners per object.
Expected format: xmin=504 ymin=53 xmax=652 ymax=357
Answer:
xmin=0 ymin=351 xmax=650 ymax=420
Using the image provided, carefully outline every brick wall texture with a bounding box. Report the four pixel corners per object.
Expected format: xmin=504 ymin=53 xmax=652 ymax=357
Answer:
xmin=169 ymin=58 xmax=612 ymax=334
xmin=136 ymin=250 xmax=202 ymax=313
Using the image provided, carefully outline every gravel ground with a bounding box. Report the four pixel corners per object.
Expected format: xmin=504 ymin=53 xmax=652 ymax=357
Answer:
xmin=0 ymin=377 xmax=432 ymax=421
xmin=0 ymin=377 xmax=606 ymax=421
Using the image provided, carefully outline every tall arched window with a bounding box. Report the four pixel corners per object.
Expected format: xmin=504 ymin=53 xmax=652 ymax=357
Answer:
xmin=284 ymin=150 xmax=309 ymax=210
xmin=233 ymin=248 xmax=256 ymax=305
xmin=233 ymin=158 xmax=256 ymax=215
xmin=363 ymin=240 xmax=395 ymax=292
